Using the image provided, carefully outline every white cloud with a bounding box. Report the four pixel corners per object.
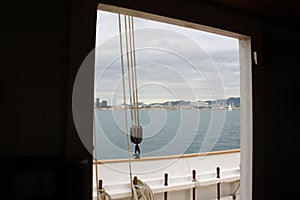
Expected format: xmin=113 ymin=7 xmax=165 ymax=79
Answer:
xmin=95 ymin=11 xmax=240 ymax=103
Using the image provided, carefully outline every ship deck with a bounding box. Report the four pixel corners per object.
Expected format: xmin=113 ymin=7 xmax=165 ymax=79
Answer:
xmin=93 ymin=149 xmax=240 ymax=200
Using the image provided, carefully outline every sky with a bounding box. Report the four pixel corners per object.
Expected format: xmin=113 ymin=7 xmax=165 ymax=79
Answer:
xmin=94 ymin=10 xmax=240 ymax=105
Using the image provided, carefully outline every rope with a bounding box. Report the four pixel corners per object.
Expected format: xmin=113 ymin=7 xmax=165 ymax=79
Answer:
xmin=124 ymin=15 xmax=140 ymax=127
xmin=231 ymin=182 xmax=240 ymax=200
xmin=98 ymin=188 xmax=112 ymax=200
xmin=132 ymin=178 xmax=155 ymax=200
xmin=119 ymin=14 xmax=154 ymax=200
xmin=125 ymin=14 xmax=142 ymax=160
xmin=93 ymin=109 xmax=100 ymax=200
xmin=118 ymin=13 xmax=134 ymax=196
xmin=124 ymin=15 xmax=135 ymax=125
xmin=128 ymin=15 xmax=137 ymax=124
xmin=128 ymin=15 xmax=142 ymax=160
xmin=130 ymin=16 xmax=140 ymax=126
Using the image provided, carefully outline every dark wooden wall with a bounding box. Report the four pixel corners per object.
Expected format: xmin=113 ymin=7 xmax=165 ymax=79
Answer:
xmin=1 ymin=0 xmax=97 ymax=199
xmin=262 ymin=23 xmax=300 ymax=199
xmin=1 ymin=0 xmax=299 ymax=199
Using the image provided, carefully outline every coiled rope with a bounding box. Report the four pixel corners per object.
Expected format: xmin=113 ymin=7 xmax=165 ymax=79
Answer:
xmin=97 ymin=188 xmax=112 ymax=200
xmin=132 ymin=177 xmax=155 ymax=200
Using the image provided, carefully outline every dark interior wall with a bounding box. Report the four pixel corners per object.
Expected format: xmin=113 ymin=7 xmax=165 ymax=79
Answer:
xmin=1 ymin=0 xmax=97 ymax=199
xmin=1 ymin=0 xmax=299 ymax=199
xmin=1 ymin=1 xmax=69 ymax=157
xmin=262 ymin=23 xmax=300 ymax=199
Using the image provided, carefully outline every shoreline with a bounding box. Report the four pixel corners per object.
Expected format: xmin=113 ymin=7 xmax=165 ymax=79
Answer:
xmin=95 ymin=107 xmax=240 ymax=111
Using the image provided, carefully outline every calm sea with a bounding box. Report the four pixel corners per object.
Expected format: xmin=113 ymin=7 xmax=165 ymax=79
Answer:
xmin=95 ymin=109 xmax=240 ymax=160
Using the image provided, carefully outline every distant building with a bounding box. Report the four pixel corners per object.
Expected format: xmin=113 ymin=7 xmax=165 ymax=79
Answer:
xmin=100 ymin=100 xmax=107 ymax=108
xmin=96 ymin=98 xmax=100 ymax=107
xmin=190 ymin=101 xmax=210 ymax=108
xmin=95 ymin=98 xmax=108 ymax=108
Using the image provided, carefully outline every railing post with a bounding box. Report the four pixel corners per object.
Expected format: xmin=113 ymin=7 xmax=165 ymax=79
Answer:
xmin=133 ymin=176 xmax=138 ymax=185
xmin=99 ymin=179 xmax=103 ymax=190
xmin=192 ymin=170 xmax=196 ymax=200
xmin=216 ymin=167 xmax=221 ymax=200
xmin=164 ymin=173 xmax=168 ymax=200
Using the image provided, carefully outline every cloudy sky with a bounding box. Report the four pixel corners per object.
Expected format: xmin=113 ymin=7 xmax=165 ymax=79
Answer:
xmin=95 ymin=11 xmax=240 ymax=105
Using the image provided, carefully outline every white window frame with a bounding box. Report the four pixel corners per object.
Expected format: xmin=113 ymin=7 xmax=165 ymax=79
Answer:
xmin=96 ymin=4 xmax=253 ymax=199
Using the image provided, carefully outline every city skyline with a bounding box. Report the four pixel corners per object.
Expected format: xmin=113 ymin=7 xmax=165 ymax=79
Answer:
xmin=94 ymin=96 xmax=240 ymax=106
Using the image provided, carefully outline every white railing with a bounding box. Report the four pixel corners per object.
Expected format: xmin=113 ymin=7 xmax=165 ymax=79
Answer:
xmin=93 ymin=149 xmax=240 ymax=200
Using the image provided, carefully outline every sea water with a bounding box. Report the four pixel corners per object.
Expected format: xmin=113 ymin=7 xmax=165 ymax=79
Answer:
xmin=95 ymin=109 xmax=240 ymax=160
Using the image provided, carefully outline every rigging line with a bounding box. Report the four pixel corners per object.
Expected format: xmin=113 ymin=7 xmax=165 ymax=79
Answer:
xmin=131 ymin=16 xmax=140 ymax=126
xmin=122 ymin=15 xmax=134 ymax=125
xmin=127 ymin=15 xmax=137 ymax=125
xmin=118 ymin=13 xmax=134 ymax=194
xmin=129 ymin=19 xmax=138 ymax=126
xmin=124 ymin=15 xmax=135 ymax=126
xmin=124 ymin=15 xmax=135 ymax=125
xmin=231 ymin=182 xmax=240 ymax=199
xmin=93 ymin=108 xmax=100 ymax=200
